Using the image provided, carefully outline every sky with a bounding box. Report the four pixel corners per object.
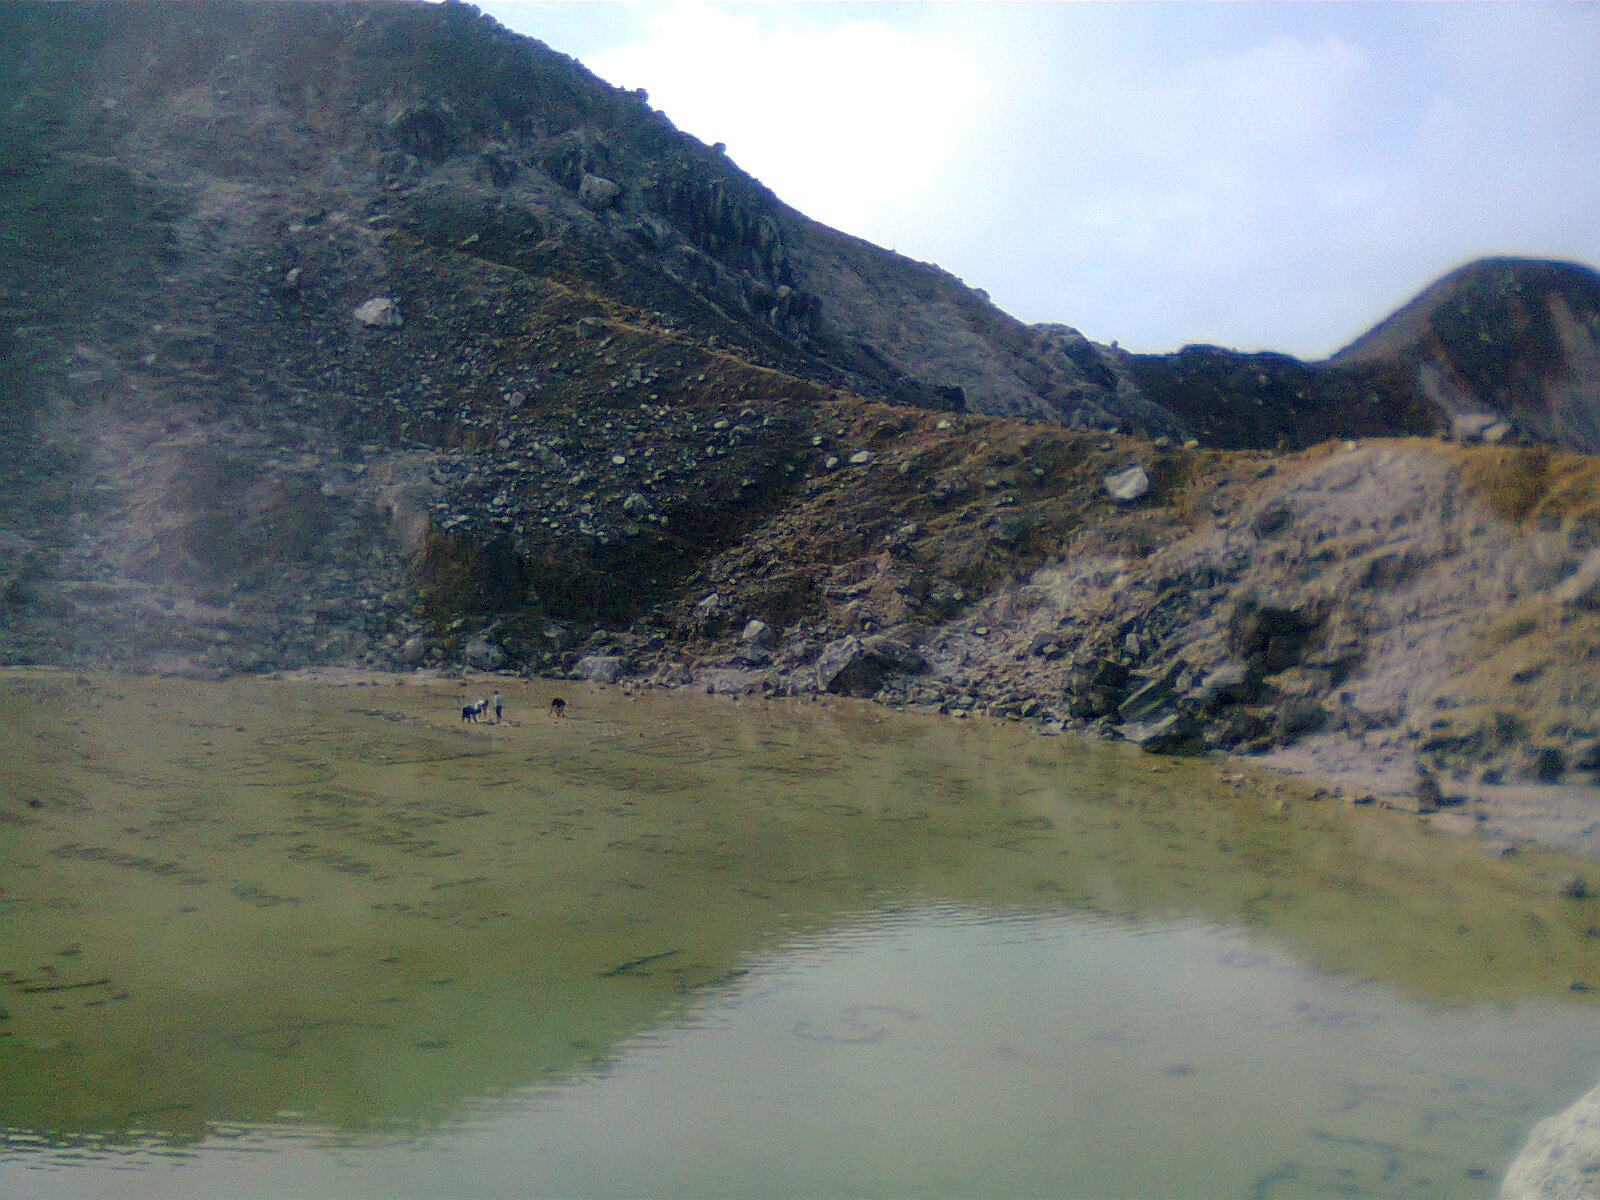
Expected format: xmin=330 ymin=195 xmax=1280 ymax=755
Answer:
xmin=473 ymin=2 xmax=1600 ymax=359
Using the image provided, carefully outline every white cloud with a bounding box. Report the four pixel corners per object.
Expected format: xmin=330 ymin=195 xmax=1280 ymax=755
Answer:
xmin=481 ymin=2 xmax=1600 ymax=359
xmin=583 ymin=3 xmax=980 ymax=236
xmin=864 ymin=18 xmax=1387 ymax=349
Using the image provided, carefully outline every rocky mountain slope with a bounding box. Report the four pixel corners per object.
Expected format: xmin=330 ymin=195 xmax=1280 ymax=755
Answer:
xmin=3 ymin=0 xmax=1600 ymax=848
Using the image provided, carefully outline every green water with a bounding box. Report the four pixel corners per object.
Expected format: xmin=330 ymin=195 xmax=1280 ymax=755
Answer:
xmin=1 ymin=670 xmax=1599 ymax=1198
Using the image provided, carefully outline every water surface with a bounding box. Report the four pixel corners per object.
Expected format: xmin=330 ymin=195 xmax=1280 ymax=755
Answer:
xmin=2 ymin=670 xmax=1598 ymax=1197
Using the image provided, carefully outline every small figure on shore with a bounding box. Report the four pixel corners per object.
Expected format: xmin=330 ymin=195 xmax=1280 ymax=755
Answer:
xmin=492 ymin=691 xmax=505 ymax=723
xmin=550 ymin=697 xmax=566 ymax=718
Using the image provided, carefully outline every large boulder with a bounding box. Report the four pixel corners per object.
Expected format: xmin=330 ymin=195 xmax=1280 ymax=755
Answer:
xmin=352 ymin=297 xmax=403 ymax=327
xmin=1452 ymin=411 xmax=1513 ymax=444
xmin=1500 ymin=1080 xmax=1600 ymax=1199
xmin=1117 ymin=673 xmax=1181 ymax=724
xmin=1228 ymin=596 xmax=1330 ymax=673
xmin=1188 ymin=658 xmax=1259 ymax=707
xmin=462 ymin=634 xmax=506 ymax=670
xmin=740 ymin=618 xmax=776 ymax=648
xmin=815 ymin=634 xmax=926 ymax=697
xmin=575 ymin=654 xmax=628 ymax=683
xmin=692 ymin=592 xmax=726 ymax=634
xmin=730 ymin=645 xmax=772 ymax=668
xmin=1065 ymin=657 xmax=1132 ymax=718
xmin=1103 ymin=464 xmax=1150 ymax=503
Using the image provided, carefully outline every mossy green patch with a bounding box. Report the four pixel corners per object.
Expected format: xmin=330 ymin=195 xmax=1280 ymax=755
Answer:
xmin=1459 ymin=444 xmax=1600 ymax=533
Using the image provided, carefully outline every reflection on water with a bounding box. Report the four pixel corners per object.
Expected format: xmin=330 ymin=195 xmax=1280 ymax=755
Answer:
xmin=2 ymin=669 xmax=1600 ymax=1198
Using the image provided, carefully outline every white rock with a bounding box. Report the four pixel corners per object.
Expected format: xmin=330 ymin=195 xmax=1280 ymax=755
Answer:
xmin=1554 ymin=550 xmax=1600 ymax=610
xmin=1500 ymin=1079 xmax=1600 ymax=1199
xmin=1103 ymin=464 xmax=1150 ymax=503
xmin=575 ymin=654 xmax=628 ymax=684
xmin=462 ymin=635 xmax=505 ymax=670
xmin=1452 ymin=412 xmax=1506 ymax=443
xmin=353 ymin=297 xmax=403 ymax=328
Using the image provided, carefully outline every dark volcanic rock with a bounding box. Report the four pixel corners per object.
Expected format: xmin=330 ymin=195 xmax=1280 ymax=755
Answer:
xmin=1122 ymin=258 xmax=1600 ymax=454
xmin=815 ymin=634 xmax=926 ymax=697
xmin=1123 ymin=345 xmax=1434 ymax=451
xmin=1121 ymin=711 xmax=1204 ymax=755
xmin=1065 ymin=657 xmax=1132 ymax=719
xmin=1333 ymin=258 xmax=1600 ymax=453
xmin=1228 ymin=596 xmax=1330 ymax=674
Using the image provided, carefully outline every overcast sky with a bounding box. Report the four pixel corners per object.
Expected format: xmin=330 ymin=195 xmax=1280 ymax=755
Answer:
xmin=475 ymin=1 xmax=1600 ymax=359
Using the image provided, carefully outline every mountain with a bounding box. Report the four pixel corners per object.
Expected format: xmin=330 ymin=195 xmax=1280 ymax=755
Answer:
xmin=0 ymin=0 xmax=1161 ymax=667
xmin=0 ymin=0 xmax=1173 ymax=430
xmin=1331 ymin=257 xmax=1600 ymax=453
xmin=4 ymin=0 xmax=1600 ymax=838
xmin=1119 ymin=258 xmax=1600 ymax=453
